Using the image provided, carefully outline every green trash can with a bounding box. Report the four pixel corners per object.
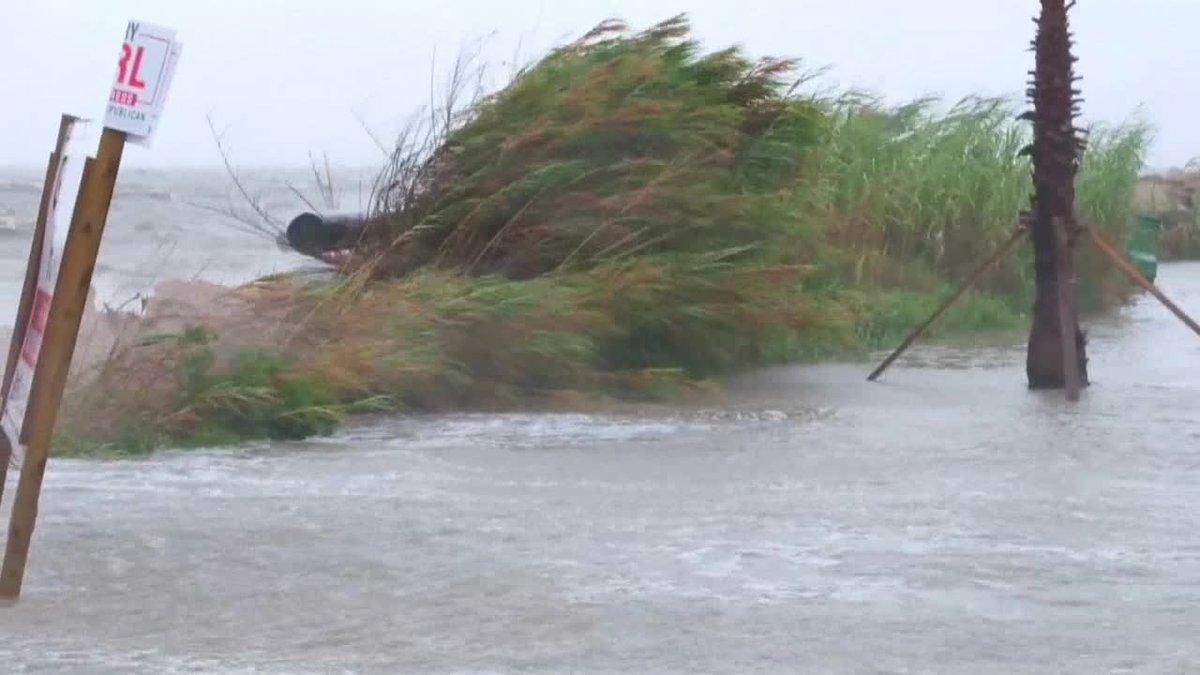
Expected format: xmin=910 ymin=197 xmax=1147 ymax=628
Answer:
xmin=1127 ymin=213 xmax=1163 ymax=283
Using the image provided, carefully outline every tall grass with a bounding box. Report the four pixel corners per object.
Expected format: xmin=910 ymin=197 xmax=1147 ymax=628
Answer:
xmin=357 ymin=15 xmax=824 ymax=280
xmin=811 ymin=98 xmax=1149 ymax=304
xmin=58 ymin=15 xmax=1150 ymax=455
xmin=1076 ymin=122 xmax=1154 ymax=307
xmin=814 ymin=97 xmax=1030 ymax=273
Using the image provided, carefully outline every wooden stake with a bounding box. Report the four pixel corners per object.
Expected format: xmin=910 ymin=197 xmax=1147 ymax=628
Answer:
xmin=0 ymin=129 xmax=127 ymax=601
xmin=868 ymin=226 xmax=1026 ymax=382
xmin=1054 ymin=218 xmax=1082 ymax=401
xmin=1 ymin=116 xmax=79 ymax=508
xmin=1086 ymin=227 xmax=1200 ymax=339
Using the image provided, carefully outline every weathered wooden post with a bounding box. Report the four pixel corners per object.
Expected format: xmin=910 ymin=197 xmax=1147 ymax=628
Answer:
xmin=0 ymin=140 xmax=118 ymax=599
xmin=1025 ymin=0 xmax=1088 ymax=398
xmin=0 ymin=21 xmax=181 ymax=601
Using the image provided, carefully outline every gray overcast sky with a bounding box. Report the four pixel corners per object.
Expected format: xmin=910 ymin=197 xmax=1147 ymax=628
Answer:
xmin=2 ymin=0 xmax=1197 ymax=169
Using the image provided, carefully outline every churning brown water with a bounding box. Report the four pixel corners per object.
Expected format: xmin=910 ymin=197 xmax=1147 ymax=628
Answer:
xmin=2 ymin=169 xmax=1199 ymax=673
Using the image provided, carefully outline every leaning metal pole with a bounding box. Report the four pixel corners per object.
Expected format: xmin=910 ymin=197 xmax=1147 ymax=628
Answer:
xmin=1025 ymin=0 xmax=1088 ymax=397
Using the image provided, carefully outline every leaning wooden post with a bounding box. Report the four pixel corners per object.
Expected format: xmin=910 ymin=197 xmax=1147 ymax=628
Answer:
xmin=868 ymin=226 xmax=1026 ymax=382
xmin=1086 ymin=227 xmax=1200 ymax=339
xmin=0 ymin=131 xmax=126 ymax=599
xmin=0 ymin=20 xmax=180 ymax=601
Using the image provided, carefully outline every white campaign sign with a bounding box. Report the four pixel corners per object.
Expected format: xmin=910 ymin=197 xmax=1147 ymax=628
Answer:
xmin=1 ymin=120 xmax=91 ymax=469
xmin=104 ymin=21 xmax=182 ymax=145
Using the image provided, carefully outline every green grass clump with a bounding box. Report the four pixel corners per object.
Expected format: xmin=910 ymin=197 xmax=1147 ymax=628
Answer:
xmin=364 ymin=15 xmax=824 ymax=279
xmin=849 ymin=290 xmax=1023 ymax=351
xmin=175 ymin=349 xmax=342 ymax=446
xmin=60 ymin=326 xmax=347 ymax=455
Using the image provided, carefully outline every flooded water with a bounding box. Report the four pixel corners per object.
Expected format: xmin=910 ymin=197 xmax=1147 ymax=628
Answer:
xmin=3 ymin=169 xmax=1200 ymax=673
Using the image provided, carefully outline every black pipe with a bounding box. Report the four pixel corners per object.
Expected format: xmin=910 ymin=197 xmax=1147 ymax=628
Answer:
xmin=286 ymin=212 xmax=366 ymax=258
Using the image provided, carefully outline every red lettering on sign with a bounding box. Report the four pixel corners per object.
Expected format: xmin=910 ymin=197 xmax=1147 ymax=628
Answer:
xmin=129 ymin=46 xmax=147 ymax=89
xmin=109 ymin=89 xmax=139 ymax=106
xmin=116 ymin=43 xmax=148 ymax=90
xmin=117 ymin=44 xmax=132 ymax=84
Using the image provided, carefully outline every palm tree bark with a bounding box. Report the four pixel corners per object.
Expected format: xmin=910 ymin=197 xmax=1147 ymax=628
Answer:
xmin=1026 ymin=0 xmax=1088 ymax=389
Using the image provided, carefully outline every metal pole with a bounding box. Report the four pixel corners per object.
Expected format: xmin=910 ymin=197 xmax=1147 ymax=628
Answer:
xmin=1086 ymin=227 xmax=1200 ymax=339
xmin=0 ymin=129 xmax=127 ymax=601
xmin=868 ymin=226 xmax=1026 ymax=382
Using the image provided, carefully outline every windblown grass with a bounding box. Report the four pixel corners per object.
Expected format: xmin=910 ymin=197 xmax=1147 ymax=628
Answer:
xmin=58 ymin=15 xmax=1149 ymax=455
xmin=810 ymin=98 xmax=1149 ymax=309
xmin=356 ymin=15 xmax=825 ymax=280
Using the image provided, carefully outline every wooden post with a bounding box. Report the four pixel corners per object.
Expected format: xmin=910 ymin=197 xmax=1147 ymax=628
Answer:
xmin=868 ymin=226 xmax=1026 ymax=382
xmin=0 ymin=129 xmax=126 ymax=601
xmin=1 ymin=116 xmax=79 ymax=508
xmin=1086 ymin=227 xmax=1200 ymax=339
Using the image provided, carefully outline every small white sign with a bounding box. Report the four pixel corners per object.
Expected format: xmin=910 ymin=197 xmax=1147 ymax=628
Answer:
xmin=1 ymin=120 xmax=90 ymax=468
xmin=104 ymin=21 xmax=182 ymax=145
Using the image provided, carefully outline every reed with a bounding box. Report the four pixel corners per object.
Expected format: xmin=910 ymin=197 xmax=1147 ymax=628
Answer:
xmin=57 ymin=15 xmax=1149 ymax=455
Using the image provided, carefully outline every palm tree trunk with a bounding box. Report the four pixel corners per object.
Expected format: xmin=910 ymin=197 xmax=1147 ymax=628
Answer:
xmin=1026 ymin=0 xmax=1088 ymax=389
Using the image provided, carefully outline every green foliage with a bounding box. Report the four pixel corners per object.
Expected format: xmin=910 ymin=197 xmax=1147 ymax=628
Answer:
xmin=811 ymin=98 xmax=1148 ymax=301
xmin=813 ymin=97 xmax=1031 ymax=272
xmin=174 ymin=348 xmax=342 ymax=445
xmin=60 ymin=16 xmax=1151 ymax=455
xmin=1078 ymin=122 xmax=1151 ymax=229
xmin=59 ymin=329 xmax=346 ymax=455
xmin=846 ymin=290 xmax=1022 ymax=351
xmin=1075 ymin=120 xmax=1154 ymax=309
xmin=369 ymin=15 xmax=825 ymax=278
